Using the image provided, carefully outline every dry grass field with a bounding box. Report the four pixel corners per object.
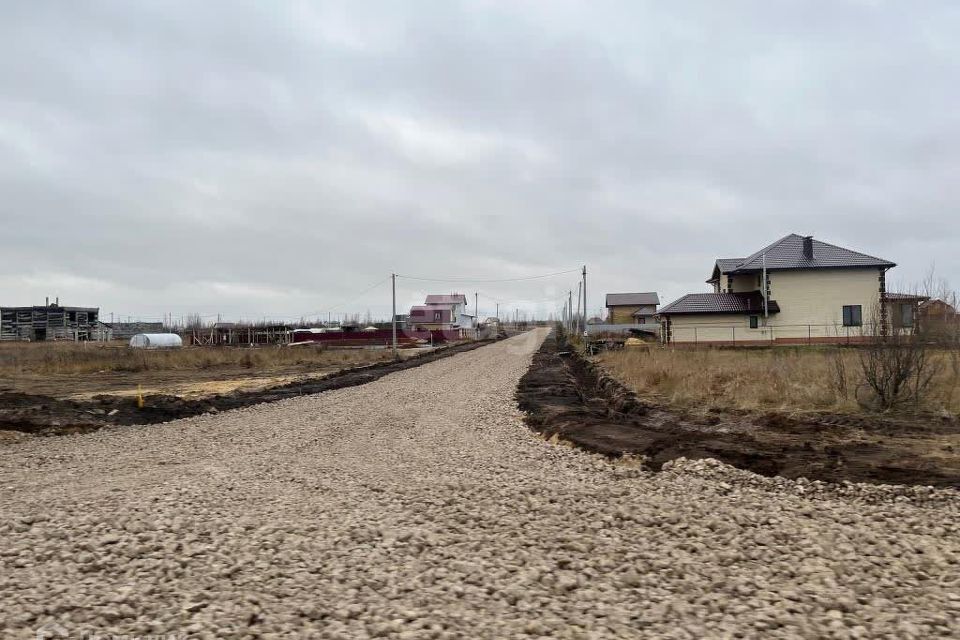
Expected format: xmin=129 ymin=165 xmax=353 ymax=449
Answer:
xmin=0 ymin=341 xmax=395 ymax=400
xmin=0 ymin=340 xmax=390 ymax=376
xmin=599 ymin=346 xmax=960 ymax=415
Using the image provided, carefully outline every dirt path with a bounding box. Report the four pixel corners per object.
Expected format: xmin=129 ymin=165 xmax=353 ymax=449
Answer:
xmin=1 ymin=329 xmax=958 ymax=639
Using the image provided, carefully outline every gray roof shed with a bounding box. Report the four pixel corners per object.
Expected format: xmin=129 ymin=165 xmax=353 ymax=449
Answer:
xmin=605 ymin=292 xmax=660 ymax=307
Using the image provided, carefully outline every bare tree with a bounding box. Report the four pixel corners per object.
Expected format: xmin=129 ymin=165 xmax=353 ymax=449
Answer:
xmin=831 ymin=350 xmax=849 ymax=400
xmin=857 ymin=301 xmax=940 ymax=411
xmin=184 ymin=313 xmax=205 ymax=330
xmin=916 ymin=265 xmax=960 ymax=407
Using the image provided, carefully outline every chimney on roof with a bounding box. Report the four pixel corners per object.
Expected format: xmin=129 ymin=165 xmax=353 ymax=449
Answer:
xmin=802 ymin=235 xmax=814 ymax=260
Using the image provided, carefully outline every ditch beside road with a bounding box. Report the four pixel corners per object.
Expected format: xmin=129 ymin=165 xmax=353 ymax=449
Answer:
xmin=518 ymin=331 xmax=960 ymax=487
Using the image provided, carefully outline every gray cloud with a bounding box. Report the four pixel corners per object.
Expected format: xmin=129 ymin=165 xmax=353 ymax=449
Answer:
xmin=2 ymin=1 xmax=959 ymax=322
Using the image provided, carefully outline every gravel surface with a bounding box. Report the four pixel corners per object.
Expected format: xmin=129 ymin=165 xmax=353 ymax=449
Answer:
xmin=1 ymin=328 xmax=958 ymax=639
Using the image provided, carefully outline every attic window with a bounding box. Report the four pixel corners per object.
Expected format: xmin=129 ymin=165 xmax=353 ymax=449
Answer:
xmin=434 ymin=311 xmax=442 ymax=321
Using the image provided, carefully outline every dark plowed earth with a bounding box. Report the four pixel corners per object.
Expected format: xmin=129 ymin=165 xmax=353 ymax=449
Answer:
xmin=517 ymin=331 xmax=960 ymax=488
xmin=0 ymin=339 xmax=499 ymax=436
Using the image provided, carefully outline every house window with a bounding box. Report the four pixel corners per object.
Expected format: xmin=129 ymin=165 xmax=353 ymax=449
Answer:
xmin=842 ymin=305 xmax=862 ymax=327
xmin=434 ymin=311 xmax=442 ymax=321
xmin=900 ymin=303 xmax=914 ymax=327
xmin=749 ymin=316 xmax=759 ymax=329
xmin=756 ymin=275 xmax=762 ymax=288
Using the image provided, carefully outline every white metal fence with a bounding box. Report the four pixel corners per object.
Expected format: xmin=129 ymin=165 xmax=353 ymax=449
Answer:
xmin=662 ymin=322 xmax=916 ymax=345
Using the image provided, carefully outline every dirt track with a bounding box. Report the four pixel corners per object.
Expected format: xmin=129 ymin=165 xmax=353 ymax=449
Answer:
xmin=1 ymin=329 xmax=958 ymax=639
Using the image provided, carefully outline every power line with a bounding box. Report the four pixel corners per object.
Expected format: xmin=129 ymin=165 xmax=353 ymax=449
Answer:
xmin=395 ymin=268 xmax=580 ymax=284
xmin=148 ymin=267 xmax=578 ymax=324
xmin=477 ymin=290 xmax=571 ymax=305
xmin=298 ymin=275 xmax=392 ymax=318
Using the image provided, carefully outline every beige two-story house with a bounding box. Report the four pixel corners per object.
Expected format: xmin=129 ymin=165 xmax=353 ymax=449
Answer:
xmin=657 ymin=234 xmax=900 ymax=345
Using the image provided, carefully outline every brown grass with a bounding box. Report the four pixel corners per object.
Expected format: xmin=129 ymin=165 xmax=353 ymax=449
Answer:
xmin=599 ymin=346 xmax=960 ymax=415
xmin=0 ymin=341 xmax=392 ymax=377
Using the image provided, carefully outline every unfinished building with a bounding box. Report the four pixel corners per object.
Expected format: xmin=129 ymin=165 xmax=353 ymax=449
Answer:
xmin=0 ymin=300 xmax=104 ymax=341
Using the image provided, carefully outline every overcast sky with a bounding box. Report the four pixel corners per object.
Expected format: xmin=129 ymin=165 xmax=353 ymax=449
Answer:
xmin=2 ymin=1 xmax=959 ymax=323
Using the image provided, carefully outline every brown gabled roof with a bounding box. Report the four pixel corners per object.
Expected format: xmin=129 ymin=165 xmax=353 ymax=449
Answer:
xmin=707 ymin=258 xmax=746 ymax=283
xmin=658 ymin=292 xmax=780 ymax=316
xmin=731 ymin=234 xmax=894 ymax=273
xmin=920 ymin=299 xmax=958 ymax=314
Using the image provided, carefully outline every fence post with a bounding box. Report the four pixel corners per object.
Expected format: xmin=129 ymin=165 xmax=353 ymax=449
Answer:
xmin=770 ymin=325 xmax=774 ymax=344
xmin=694 ymin=327 xmax=698 ymax=346
xmin=808 ymin=325 xmax=811 ymax=345
xmin=732 ymin=326 xmax=735 ymax=345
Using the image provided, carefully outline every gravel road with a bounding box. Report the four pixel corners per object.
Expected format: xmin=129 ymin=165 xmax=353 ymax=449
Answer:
xmin=1 ymin=329 xmax=958 ymax=639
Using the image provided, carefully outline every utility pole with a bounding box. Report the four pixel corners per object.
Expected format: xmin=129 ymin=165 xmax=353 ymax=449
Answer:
xmin=495 ymin=303 xmax=499 ymax=322
xmin=582 ymin=265 xmax=587 ymax=337
xmin=568 ymin=290 xmax=573 ymax=332
xmin=475 ymin=292 xmax=479 ymax=339
xmin=391 ymin=273 xmax=397 ymax=358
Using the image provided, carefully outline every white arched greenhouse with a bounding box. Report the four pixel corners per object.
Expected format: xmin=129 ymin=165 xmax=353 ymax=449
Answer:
xmin=129 ymin=333 xmax=183 ymax=349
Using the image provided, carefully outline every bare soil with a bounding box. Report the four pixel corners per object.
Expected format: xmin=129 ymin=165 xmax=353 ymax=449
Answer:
xmin=517 ymin=331 xmax=960 ymax=487
xmin=3 ymin=362 xmax=371 ymax=400
xmin=0 ymin=340 xmax=494 ymax=436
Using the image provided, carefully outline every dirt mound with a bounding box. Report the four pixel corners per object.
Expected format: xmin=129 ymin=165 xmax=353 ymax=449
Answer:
xmin=1 ymin=339 xmax=497 ymax=436
xmin=517 ymin=331 xmax=960 ymax=488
